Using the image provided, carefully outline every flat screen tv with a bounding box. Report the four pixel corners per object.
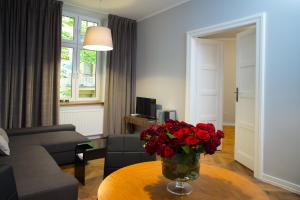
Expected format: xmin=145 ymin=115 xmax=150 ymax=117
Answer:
xmin=136 ymin=97 xmax=156 ymax=119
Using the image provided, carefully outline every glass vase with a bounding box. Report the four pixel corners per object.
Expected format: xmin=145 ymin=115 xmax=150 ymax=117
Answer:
xmin=162 ymin=153 xmax=200 ymax=195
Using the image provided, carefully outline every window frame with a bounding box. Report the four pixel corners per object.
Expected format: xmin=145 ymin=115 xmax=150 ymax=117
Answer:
xmin=61 ymin=11 xmax=101 ymax=102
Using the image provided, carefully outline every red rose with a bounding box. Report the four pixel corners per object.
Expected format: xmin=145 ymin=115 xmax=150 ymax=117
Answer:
xmin=180 ymin=128 xmax=191 ymax=134
xmin=212 ymin=136 xmax=221 ymax=146
xmin=140 ymin=129 xmax=148 ymax=140
xmin=207 ymin=123 xmax=215 ymax=133
xmin=194 ymin=129 xmax=210 ymax=142
xmin=156 ymin=143 xmax=164 ymax=156
xmin=210 ymin=131 xmax=216 ymax=137
xmin=163 ymin=146 xmax=174 ymax=158
xmin=176 ymin=137 xmax=186 ymax=145
xmin=144 ymin=139 xmax=158 ymax=155
xmin=216 ymin=130 xmax=224 ymax=138
xmin=163 ymin=120 xmax=181 ymax=133
xmin=173 ymin=128 xmax=191 ymax=139
xmin=173 ymin=131 xmax=183 ymax=139
xmin=185 ymin=135 xmax=200 ymax=145
xmin=158 ymin=132 xmax=168 ymax=143
xmin=196 ymin=123 xmax=216 ymax=133
xmin=204 ymin=141 xmax=217 ymax=155
xmin=179 ymin=121 xmax=193 ymax=128
xmin=196 ymin=123 xmax=207 ymax=130
xmin=163 ymin=122 xmax=173 ymax=130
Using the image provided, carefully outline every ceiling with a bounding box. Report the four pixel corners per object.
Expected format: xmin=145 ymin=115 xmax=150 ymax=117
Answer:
xmin=201 ymin=25 xmax=255 ymax=39
xmin=62 ymin=0 xmax=191 ymax=21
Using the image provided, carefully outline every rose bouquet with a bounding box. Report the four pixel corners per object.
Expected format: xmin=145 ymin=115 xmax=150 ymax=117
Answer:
xmin=140 ymin=120 xmax=224 ymax=195
xmin=140 ymin=119 xmax=224 ymax=157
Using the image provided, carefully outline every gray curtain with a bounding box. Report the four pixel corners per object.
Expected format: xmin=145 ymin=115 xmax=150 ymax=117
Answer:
xmin=103 ymin=15 xmax=137 ymax=135
xmin=0 ymin=0 xmax=62 ymax=129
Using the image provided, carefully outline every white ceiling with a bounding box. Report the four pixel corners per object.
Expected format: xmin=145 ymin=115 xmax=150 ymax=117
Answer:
xmin=201 ymin=25 xmax=255 ymax=39
xmin=62 ymin=0 xmax=191 ymax=21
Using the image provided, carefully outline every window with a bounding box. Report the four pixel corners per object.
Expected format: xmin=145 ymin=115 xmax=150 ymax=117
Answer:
xmin=62 ymin=16 xmax=75 ymax=40
xmin=60 ymin=47 xmax=73 ymax=98
xmin=60 ymin=13 xmax=101 ymax=101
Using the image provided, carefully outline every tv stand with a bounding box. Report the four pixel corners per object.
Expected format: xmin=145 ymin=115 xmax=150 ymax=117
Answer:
xmin=124 ymin=115 xmax=158 ymax=134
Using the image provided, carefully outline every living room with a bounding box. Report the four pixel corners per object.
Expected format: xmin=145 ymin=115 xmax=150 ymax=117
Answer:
xmin=0 ymin=0 xmax=300 ymax=200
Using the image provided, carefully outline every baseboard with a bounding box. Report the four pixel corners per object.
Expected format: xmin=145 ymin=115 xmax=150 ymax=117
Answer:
xmin=262 ymin=173 xmax=300 ymax=195
xmin=223 ymin=122 xmax=235 ymax=126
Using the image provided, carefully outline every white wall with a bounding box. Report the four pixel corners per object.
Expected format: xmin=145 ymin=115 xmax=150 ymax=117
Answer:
xmin=221 ymin=39 xmax=236 ymax=126
xmin=136 ymin=0 xmax=300 ymax=193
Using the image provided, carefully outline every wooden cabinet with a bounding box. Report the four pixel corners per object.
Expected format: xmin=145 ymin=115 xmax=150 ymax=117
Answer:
xmin=124 ymin=116 xmax=158 ymax=133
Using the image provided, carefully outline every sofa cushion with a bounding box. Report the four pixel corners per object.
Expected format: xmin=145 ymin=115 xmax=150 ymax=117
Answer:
xmin=0 ymin=165 xmax=18 ymax=200
xmin=9 ymin=131 xmax=88 ymax=153
xmin=6 ymin=124 xmax=76 ymax=136
xmin=0 ymin=145 xmax=78 ymax=200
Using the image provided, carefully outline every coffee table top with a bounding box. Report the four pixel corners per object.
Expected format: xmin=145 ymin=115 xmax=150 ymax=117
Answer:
xmin=98 ymin=161 xmax=269 ymax=200
xmin=77 ymin=138 xmax=107 ymax=160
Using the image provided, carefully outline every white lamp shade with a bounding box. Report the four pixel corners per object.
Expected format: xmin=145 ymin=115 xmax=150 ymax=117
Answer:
xmin=83 ymin=26 xmax=113 ymax=51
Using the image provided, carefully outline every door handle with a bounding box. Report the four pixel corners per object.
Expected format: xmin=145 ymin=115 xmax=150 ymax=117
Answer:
xmin=234 ymin=88 xmax=239 ymax=102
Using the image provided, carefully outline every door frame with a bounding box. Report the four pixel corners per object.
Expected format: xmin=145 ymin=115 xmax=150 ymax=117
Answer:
xmin=185 ymin=13 xmax=266 ymax=179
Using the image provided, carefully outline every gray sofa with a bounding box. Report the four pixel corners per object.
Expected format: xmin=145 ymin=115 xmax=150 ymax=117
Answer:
xmin=0 ymin=124 xmax=89 ymax=200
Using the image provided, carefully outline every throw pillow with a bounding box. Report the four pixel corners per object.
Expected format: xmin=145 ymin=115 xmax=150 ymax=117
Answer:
xmin=0 ymin=135 xmax=10 ymax=156
xmin=0 ymin=129 xmax=10 ymax=156
xmin=0 ymin=128 xmax=9 ymax=143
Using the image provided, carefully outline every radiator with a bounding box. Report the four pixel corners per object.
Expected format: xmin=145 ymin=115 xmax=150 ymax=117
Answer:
xmin=59 ymin=105 xmax=103 ymax=138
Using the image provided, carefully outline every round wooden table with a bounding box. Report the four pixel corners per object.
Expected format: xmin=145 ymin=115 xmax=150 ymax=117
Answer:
xmin=98 ymin=161 xmax=269 ymax=200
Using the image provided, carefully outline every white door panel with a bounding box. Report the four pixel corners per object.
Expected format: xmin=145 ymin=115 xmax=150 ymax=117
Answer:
xmin=188 ymin=38 xmax=223 ymax=131
xmin=235 ymin=28 xmax=256 ymax=170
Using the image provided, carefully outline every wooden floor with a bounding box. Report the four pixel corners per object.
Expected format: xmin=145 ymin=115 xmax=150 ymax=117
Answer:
xmin=62 ymin=126 xmax=300 ymax=200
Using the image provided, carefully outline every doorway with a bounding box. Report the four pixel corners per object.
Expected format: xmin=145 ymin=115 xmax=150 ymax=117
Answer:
xmin=185 ymin=14 xmax=266 ymax=179
xmin=200 ymin=25 xmax=256 ymax=171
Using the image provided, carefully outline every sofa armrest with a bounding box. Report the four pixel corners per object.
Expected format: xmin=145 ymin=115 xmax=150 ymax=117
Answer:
xmin=0 ymin=165 xmax=18 ymax=200
xmin=6 ymin=124 xmax=76 ymax=136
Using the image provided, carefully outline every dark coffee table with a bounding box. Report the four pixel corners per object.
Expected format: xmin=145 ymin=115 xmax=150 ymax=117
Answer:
xmin=75 ymin=138 xmax=107 ymax=185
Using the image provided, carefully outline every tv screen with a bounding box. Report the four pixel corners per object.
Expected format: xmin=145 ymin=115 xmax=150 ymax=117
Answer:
xmin=136 ymin=97 xmax=156 ymax=119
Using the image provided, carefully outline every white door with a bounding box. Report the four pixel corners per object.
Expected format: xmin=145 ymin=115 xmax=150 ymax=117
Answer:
xmin=187 ymin=38 xmax=223 ymax=131
xmin=235 ymin=28 xmax=256 ymax=170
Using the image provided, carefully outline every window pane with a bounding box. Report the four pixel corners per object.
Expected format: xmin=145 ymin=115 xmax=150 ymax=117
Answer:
xmin=80 ymin=20 xmax=97 ymax=43
xmin=60 ymin=47 xmax=73 ymax=99
xmin=79 ymin=49 xmax=97 ymax=98
xmin=62 ymin=16 xmax=75 ymax=40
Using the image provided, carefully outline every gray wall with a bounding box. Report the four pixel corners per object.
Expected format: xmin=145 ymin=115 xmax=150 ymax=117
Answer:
xmin=136 ymin=0 xmax=300 ymax=187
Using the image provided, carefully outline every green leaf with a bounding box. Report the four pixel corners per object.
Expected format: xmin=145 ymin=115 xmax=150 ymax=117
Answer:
xmin=196 ymin=144 xmax=204 ymax=153
xmin=182 ymin=145 xmax=190 ymax=154
xmin=166 ymin=132 xmax=175 ymax=139
xmin=80 ymin=50 xmax=97 ymax=65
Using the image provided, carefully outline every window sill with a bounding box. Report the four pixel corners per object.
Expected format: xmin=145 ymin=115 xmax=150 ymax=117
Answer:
xmin=60 ymin=100 xmax=104 ymax=106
